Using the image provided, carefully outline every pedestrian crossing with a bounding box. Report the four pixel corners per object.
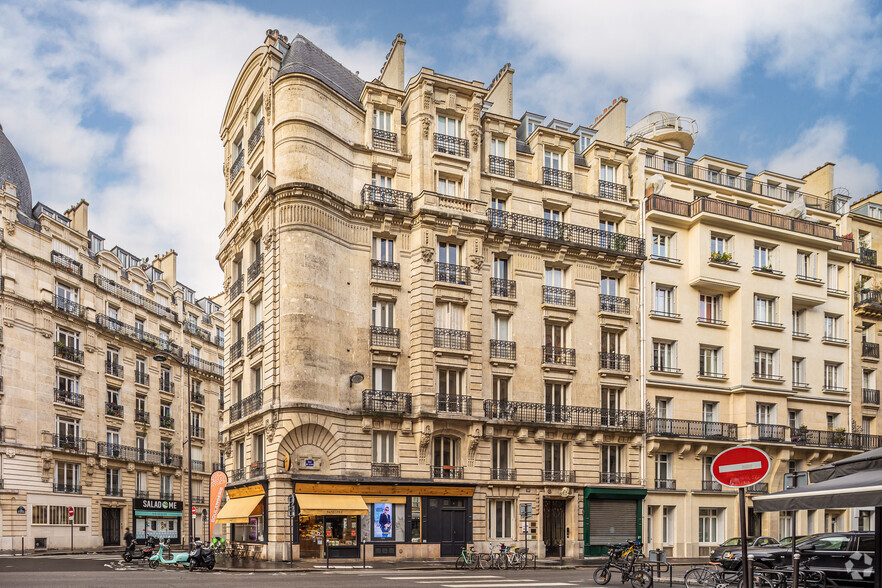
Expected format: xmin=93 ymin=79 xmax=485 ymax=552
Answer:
xmin=380 ymin=574 xmax=577 ymax=587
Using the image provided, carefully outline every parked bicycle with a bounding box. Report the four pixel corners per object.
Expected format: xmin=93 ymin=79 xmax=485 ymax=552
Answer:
xmin=455 ymin=545 xmax=488 ymax=570
xmin=594 ymin=540 xmax=652 ymax=588
xmin=488 ymin=543 xmax=526 ymax=570
xmin=684 ymin=565 xmax=774 ymax=588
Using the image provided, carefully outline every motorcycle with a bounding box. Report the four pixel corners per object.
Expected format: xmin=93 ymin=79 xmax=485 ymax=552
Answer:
xmin=188 ymin=539 xmax=216 ymax=571
xmin=123 ymin=535 xmax=158 ymax=562
xmin=148 ymin=538 xmax=190 ymax=569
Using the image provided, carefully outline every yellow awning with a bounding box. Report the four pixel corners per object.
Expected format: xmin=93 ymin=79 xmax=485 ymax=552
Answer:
xmin=215 ymin=494 xmax=264 ymax=524
xmin=296 ymin=493 xmax=369 ymax=515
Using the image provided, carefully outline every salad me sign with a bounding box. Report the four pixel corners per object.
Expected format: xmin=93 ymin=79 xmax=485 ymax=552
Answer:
xmin=133 ymin=498 xmax=182 ymax=511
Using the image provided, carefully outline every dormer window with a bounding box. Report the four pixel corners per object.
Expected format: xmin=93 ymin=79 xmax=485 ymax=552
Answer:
xmin=373 ymin=109 xmax=392 ymax=131
xmin=437 ymin=115 xmax=462 ymax=138
xmin=544 ymin=150 xmax=562 ymax=171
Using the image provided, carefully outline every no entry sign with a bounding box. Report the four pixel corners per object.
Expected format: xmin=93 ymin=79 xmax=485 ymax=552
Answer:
xmin=712 ymin=445 xmax=771 ymax=487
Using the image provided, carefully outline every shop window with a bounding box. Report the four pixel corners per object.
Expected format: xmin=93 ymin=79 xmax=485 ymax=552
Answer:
xmin=371 ymin=502 xmax=395 ymax=540
xmin=410 ymin=497 xmax=421 ymax=543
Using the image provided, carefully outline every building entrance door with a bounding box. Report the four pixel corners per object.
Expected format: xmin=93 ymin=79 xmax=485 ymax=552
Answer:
xmin=543 ymin=499 xmax=566 ymax=557
xmin=440 ymin=504 xmax=467 ymax=556
xmin=102 ymin=508 xmax=121 ymax=546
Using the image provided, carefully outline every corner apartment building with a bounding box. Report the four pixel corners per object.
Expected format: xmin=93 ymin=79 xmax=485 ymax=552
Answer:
xmin=218 ymin=31 xmax=648 ymax=561
xmin=620 ymin=110 xmax=864 ymax=557
xmin=0 ymin=125 xmax=224 ymax=549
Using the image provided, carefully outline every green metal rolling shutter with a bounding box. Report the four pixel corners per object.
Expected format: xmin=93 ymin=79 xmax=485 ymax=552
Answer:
xmin=589 ymin=499 xmax=637 ymax=545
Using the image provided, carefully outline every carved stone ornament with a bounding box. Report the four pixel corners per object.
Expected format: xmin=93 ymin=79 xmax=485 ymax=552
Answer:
xmin=126 ymin=462 xmax=135 ymax=473
xmin=472 ymin=98 xmax=482 ymax=121
xmin=4 ymin=218 xmax=15 ymax=236
xmin=224 ymin=153 xmax=231 ymax=188
xmin=470 ymin=128 xmax=481 ymax=152
xmin=421 ymin=116 xmax=431 ymax=139
xmin=560 ymin=487 xmax=571 ymax=498
xmin=264 ymin=77 xmax=272 ymax=121
xmin=262 ymin=228 xmax=275 ymax=249
xmin=421 ymin=247 xmax=434 ymax=263
xmin=470 ymin=255 xmax=484 ymax=272
xmin=5 ymin=447 xmax=14 ymax=458
xmin=423 ymin=86 xmax=434 ymax=110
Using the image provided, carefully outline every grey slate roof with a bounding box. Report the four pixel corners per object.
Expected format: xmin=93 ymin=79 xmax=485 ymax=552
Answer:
xmin=0 ymin=124 xmax=39 ymax=229
xmin=516 ymin=139 xmax=532 ymax=155
xmin=275 ymin=35 xmax=365 ymax=108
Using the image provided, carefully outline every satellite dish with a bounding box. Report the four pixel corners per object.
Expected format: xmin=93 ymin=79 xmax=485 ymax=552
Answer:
xmin=646 ymin=174 xmax=666 ymax=197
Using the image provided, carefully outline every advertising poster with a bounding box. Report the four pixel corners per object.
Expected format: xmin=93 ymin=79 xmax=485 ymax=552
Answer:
xmin=208 ymin=469 xmax=228 ymax=539
xmin=373 ymin=502 xmax=393 ymax=539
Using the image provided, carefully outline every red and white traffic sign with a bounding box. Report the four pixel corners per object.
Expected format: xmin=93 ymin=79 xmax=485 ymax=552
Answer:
xmin=712 ymin=445 xmax=771 ymax=488
xmin=68 ymin=507 xmax=74 ymax=521
xmin=192 ymin=507 xmax=196 ymax=516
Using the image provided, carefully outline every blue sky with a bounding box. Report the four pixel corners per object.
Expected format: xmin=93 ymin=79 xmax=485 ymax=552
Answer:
xmin=1 ymin=0 xmax=881 ymax=294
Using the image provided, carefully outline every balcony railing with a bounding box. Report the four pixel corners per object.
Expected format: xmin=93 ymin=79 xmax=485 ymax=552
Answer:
xmin=372 ymin=463 xmax=401 ymax=478
xmin=434 ymin=328 xmax=470 ymax=351
xmin=489 ymin=155 xmax=515 ymax=177
xmin=543 ymin=470 xmax=576 ymax=483
xmin=655 ymin=479 xmax=676 ymax=490
xmin=434 ymin=133 xmax=468 ymax=158
xmin=159 ymin=415 xmax=175 ymax=429
xmin=790 ymin=427 xmax=882 ymax=450
xmin=105 ymin=361 xmax=123 ymax=378
xmin=542 ymin=345 xmax=576 ymax=367
xmin=53 ymin=434 xmax=85 ymax=451
xmin=54 ymin=388 xmax=84 ymax=408
xmin=135 ymin=490 xmax=150 ymax=499
xmin=647 ymin=418 xmax=739 ymax=440
xmin=372 ymin=128 xmax=397 ymax=152
xmin=94 ymin=274 xmax=177 ymax=321
xmin=135 ymin=410 xmax=150 ymax=424
xmin=105 ymin=486 xmax=124 ymax=497
xmin=105 ymin=403 xmax=124 ymax=418
xmin=435 ymin=262 xmax=470 ymax=285
xmin=487 ymin=209 xmax=645 ymax=258
xmin=436 ymin=394 xmax=472 ymax=415
xmin=135 ymin=370 xmax=149 ymax=386
xmin=370 ymin=325 xmax=400 ymax=348
xmin=863 ymin=342 xmax=880 ymax=359
xmin=599 ymin=294 xmax=630 ymax=315
xmin=230 ymin=338 xmax=243 ymax=362
xmin=483 ymin=400 xmax=645 ymax=431
xmin=229 ymin=390 xmax=262 ymax=421
xmin=651 ymin=363 xmax=681 ymax=374
xmin=228 ymin=468 xmax=245 ymax=482
xmin=247 ymin=254 xmax=263 ymax=284
xmin=432 ymin=465 xmax=465 ymax=479
xmin=371 ymin=259 xmax=400 ymax=282
xmin=96 ymin=314 xmax=181 ymax=354
xmin=55 ymin=343 xmax=84 ymax=364
xmin=645 ymin=194 xmax=839 ymax=242
xmin=491 ymin=468 xmax=517 ymax=481
xmin=191 ymin=390 xmax=205 ymax=405
xmin=247 ymin=322 xmax=264 ymax=349
xmin=190 ymin=425 xmax=205 ymax=439
xmin=51 ymin=250 xmax=84 ymax=277
xmin=542 ymin=285 xmax=575 ymax=307
xmin=599 ymin=352 xmax=630 ymax=372
xmin=490 ymin=340 xmax=516 ymax=361
xmin=702 ymin=480 xmax=723 ymax=492
xmin=362 ymin=389 xmax=412 ymax=414
xmin=183 ymin=320 xmax=211 ymax=342
xmin=597 ymin=472 xmax=636 ymax=484
xmin=598 ymin=180 xmax=627 ymax=202
xmin=159 ymin=491 xmax=175 ymax=501
xmin=229 ymin=275 xmax=243 ymax=300
xmin=752 ymin=423 xmax=789 ymax=442
xmin=490 ymin=277 xmax=516 ymax=299
xmin=543 ymin=167 xmax=572 ymax=190
xmin=864 ymin=388 xmax=880 ymax=405
xmin=752 ymin=371 xmax=784 ymax=382
xmin=860 ymin=247 xmax=878 ymax=266
xmin=160 ymin=378 xmax=174 ymax=394
xmin=189 ymin=354 xmax=224 ymax=378
xmin=248 ymin=118 xmax=264 ymax=153
xmin=361 ymin=184 xmax=413 ymax=214
xmin=230 ymin=149 xmax=244 ymax=179
xmin=54 ymin=483 xmax=82 ymax=494
xmin=53 ymin=295 xmax=86 ymax=318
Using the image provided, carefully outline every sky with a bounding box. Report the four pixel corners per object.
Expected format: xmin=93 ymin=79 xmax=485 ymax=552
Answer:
xmin=1 ymin=0 xmax=881 ymax=295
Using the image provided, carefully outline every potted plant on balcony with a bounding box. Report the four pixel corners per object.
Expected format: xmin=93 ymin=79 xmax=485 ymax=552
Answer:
xmin=760 ymin=264 xmax=773 ymax=272
xmin=54 ymin=341 xmax=66 ymax=356
xmin=791 ymin=424 xmax=809 ymax=444
xmin=710 ymin=251 xmax=733 ymax=263
xmin=833 ymin=427 xmax=847 ymax=446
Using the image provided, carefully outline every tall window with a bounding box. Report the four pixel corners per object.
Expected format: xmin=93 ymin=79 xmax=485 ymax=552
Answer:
xmin=493 ymin=256 xmax=509 ymax=280
xmin=56 ymin=416 xmax=80 ymax=440
xmin=702 ymin=402 xmax=719 ymax=422
xmin=437 ymin=369 xmax=463 ymax=410
xmin=106 ymin=468 xmax=121 ymax=495
xmin=544 ymin=441 xmax=565 ymax=474
xmin=600 ymin=275 xmax=618 ymax=296
xmin=699 ymin=346 xmax=723 ymax=377
xmin=437 ymin=177 xmax=460 ymax=197
xmin=372 ymin=365 xmax=394 ymax=391
xmin=373 ymin=431 xmax=395 ymax=463
xmin=545 ymin=382 xmax=567 ymax=422
xmin=827 ymin=264 xmax=841 ymax=290
xmin=490 ymin=138 xmax=506 ymax=157
xmin=545 ymin=323 xmax=566 ymax=349
xmin=55 ymin=462 xmax=80 ymax=492
xmin=699 ymin=294 xmax=722 ymax=324
xmin=491 ymin=500 xmax=513 ymax=539
xmin=56 ymin=326 xmax=80 ymax=350
xmin=435 ymin=302 xmax=465 ymax=331
xmin=544 ymin=149 xmax=561 ymax=170
xmin=437 ymin=242 xmax=460 ymax=266
xmin=652 ymin=340 xmax=676 ymax=372
xmin=662 ymin=507 xmax=674 ymax=545
xmin=796 ymin=251 xmax=815 ymax=278
xmin=754 ymin=243 xmax=775 ymax=270
xmin=793 ymin=358 xmax=807 ymax=386
xmin=710 ymin=234 xmax=730 ymax=257
xmin=492 ymin=376 xmax=508 ymax=403
xmin=373 ymin=237 xmax=394 ymax=262
xmin=824 ymin=314 xmax=842 ymax=340
xmin=161 ymin=474 xmax=173 ymax=498
xmin=788 ymin=409 xmax=803 ymax=429
xmin=372 ymin=300 xmax=394 ymax=328
xmin=824 ymin=362 xmax=843 ymax=391
xmin=754 ymin=348 xmax=777 ymax=377
xmin=493 ymin=314 xmax=510 ymax=341
xmin=544 ymin=266 xmax=564 ymax=288
xmin=433 ymin=436 xmax=459 ymax=476
xmin=601 ymin=445 xmax=620 ymax=480
xmin=699 ymin=508 xmax=722 ymax=544
xmin=655 ymin=398 xmax=671 ymax=420
xmin=754 ymin=295 xmax=778 ymax=324
xmin=652 ymin=284 xmax=676 ymax=316
xmin=136 ymin=471 xmax=147 ymax=496
xmin=373 ymin=109 xmax=391 ymax=131
xmin=655 ymin=453 xmax=672 ymax=483
xmin=652 ymin=232 xmax=674 ymax=260
xmin=792 ymin=309 xmax=807 ymax=335
xmin=492 ymin=439 xmax=510 ymax=474
xmin=437 ymin=115 xmax=461 ymax=138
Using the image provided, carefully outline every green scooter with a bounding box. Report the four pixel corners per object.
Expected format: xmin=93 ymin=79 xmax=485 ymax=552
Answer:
xmin=148 ymin=538 xmax=190 ymax=569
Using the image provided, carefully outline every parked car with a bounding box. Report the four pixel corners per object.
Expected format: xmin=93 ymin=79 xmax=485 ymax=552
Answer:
xmin=710 ymin=536 xmax=779 ymax=563
xmin=778 ymin=535 xmax=809 ymax=548
xmin=721 ymin=532 xmax=875 ymax=585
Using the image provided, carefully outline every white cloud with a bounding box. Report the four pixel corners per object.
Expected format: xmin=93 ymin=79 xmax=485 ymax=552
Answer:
xmin=766 ymin=119 xmax=880 ymax=201
xmin=0 ymin=0 xmax=386 ymax=295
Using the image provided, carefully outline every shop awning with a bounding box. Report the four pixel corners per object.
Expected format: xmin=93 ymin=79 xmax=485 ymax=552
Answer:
xmin=134 ymin=510 xmax=183 ymax=517
xmin=296 ymin=493 xmax=369 ymax=515
xmin=752 ymin=468 xmax=882 ymax=512
xmin=215 ymin=494 xmax=264 ymax=524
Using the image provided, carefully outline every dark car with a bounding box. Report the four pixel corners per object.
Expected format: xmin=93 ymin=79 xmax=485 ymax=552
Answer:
xmin=710 ymin=536 xmax=779 ymax=563
xmin=720 ymin=532 xmax=875 ymax=585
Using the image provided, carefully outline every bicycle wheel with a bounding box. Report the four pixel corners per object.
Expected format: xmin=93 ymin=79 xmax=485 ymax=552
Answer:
xmin=594 ymin=566 xmax=612 ymax=585
xmin=685 ymin=567 xmax=718 ymax=588
xmin=478 ymin=553 xmax=491 ymax=570
xmin=630 ymin=570 xmax=653 ymax=588
xmin=740 ymin=573 xmax=772 ymax=588
xmin=518 ymin=554 xmax=527 ymax=570
xmin=455 ymin=555 xmax=465 ymax=570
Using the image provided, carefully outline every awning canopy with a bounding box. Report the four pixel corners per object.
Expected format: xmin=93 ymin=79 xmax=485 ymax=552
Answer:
xmin=752 ymin=468 xmax=882 ymax=512
xmin=296 ymin=493 xmax=369 ymax=515
xmin=134 ymin=510 xmax=183 ymax=517
xmin=810 ymin=447 xmax=882 ymax=483
xmin=215 ymin=493 xmax=264 ymax=524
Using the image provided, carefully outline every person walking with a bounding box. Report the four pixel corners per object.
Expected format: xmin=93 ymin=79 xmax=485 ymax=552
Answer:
xmin=123 ymin=527 xmax=134 ymax=550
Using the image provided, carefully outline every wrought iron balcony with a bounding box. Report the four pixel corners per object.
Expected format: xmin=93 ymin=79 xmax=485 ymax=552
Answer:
xmin=790 ymin=427 xmax=881 ymax=450
xmin=55 ymin=343 xmax=84 ymax=364
xmin=432 ymin=465 xmax=464 ymax=479
xmin=190 ymin=425 xmax=204 ymax=439
xmin=94 ymin=274 xmax=177 ymax=321
xmin=651 ymin=363 xmax=681 ymax=374
xmin=490 ymin=340 xmax=516 ymax=361
xmin=248 ymin=118 xmax=264 ymax=153
xmin=542 ymin=285 xmax=575 ymax=307
xmin=54 ymin=483 xmax=82 ymax=494
xmin=230 ymin=149 xmax=244 ymax=179
xmin=159 ymin=415 xmax=175 ymax=430
xmin=702 ymin=480 xmax=723 ymax=492
xmin=230 ymin=338 xmax=243 ymax=361
xmin=863 ymin=342 xmax=880 ymax=359
xmin=543 ymin=470 xmax=576 ymax=483
xmin=435 ymin=262 xmax=470 ymax=285
xmin=189 ymin=354 xmax=224 ymax=378
xmin=796 ymin=273 xmax=823 ymax=285
xmin=542 ymin=167 xmax=572 ymax=190
xmin=650 ymin=309 xmax=681 ymax=320
xmin=597 ymin=472 xmax=635 ymax=484
xmin=229 ymin=275 xmax=243 ymax=300
xmin=105 ymin=403 xmax=124 ymax=418
xmin=370 ymin=325 xmax=399 ymax=348
xmin=434 ymin=133 xmax=468 ymax=158
xmin=135 ymin=370 xmax=149 ymax=386
xmin=96 ymin=314 xmax=180 ymax=353
xmin=752 ymin=423 xmax=789 ymax=442
xmin=362 ymin=389 xmax=412 ymax=414
xmin=105 ymin=361 xmax=123 ymax=378
xmin=250 ymin=462 xmax=265 ymax=478
xmin=856 ymin=289 xmax=882 ymax=318
xmin=542 ymin=345 xmax=575 ymax=367
xmin=54 ymin=295 xmax=86 ymax=318
xmin=105 ymin=486 xmax=124 ymax=497
xmin=483 ymin=399 xmax=645 ymax=431
xmin=655 ymin=479 xmax=676 ymax=490
xmin=361 ymin=184 xmax=413 ymax=213
xmin=51 ymin=250 xmax=84 ymax=276
xmin=159 ymin=491 xmax=175 ymax=501
xmin=436 ymin=394 xmax=472 ymax=415
xmin=54 ymin=388 xmax=84 ymax=408
xmin=487 ymin=209 xmax=645 ymax=258
xmin=53 ymin=434 xmax=85 ymax=451
xmin=648 ymin=418 xmax=739 ymax=440
xmin=599 ymin=294 xmax=630 ymax=314
xmin=135 ymin=410 xmax=150 ymax=424
xmin=489 ymin=155 xmax=515 ymax=177
xmin=160 ymin=377 xmax=173 ymax=394
xmin=211 ymin=462 xmax=223 ymax=473
xmin=371 ymin=259 xmax=400 ymax=282
xmin=599 ymin=352 xmax=630 ymax=372
xmin=247 ymin=322 xmax=264 ymax=349
xmin=698 ymin=316 xmax=727 ymax=326
xmin=247 ymin=254 xmax=263 ymax=284
xmin=598 ymin=180 xmax=627 ymax=202
xmin=860 ymin=247 xmax=877 ymax=266
xmin=490 ymin=277 xmax=516 ymax=298
xmin=228 ymin=467 xmax=245 ymax=482
xmin=135 ymin=490 xmax=150 ymax=499
xmin=372 ymin=463 xmax=401 ymax=478
xmin=191 ymin=389 xmax=205 ymax=405
xmin=183 ymin=320 xmax=211 ymax=342
xmin=372 ymin=128 xmax=397 ymax=152
xmin=434 ymin=328 xmax=470 ymax=351
xmin=864 ymin=388 xmax=880 ymax=405
xmin=752 ymin=371 xmax=784 ymax=382
xmin=229 ymin=390 xmax=262 ymax=421
xmin=491 ymin=468 xmax=517 ymax=481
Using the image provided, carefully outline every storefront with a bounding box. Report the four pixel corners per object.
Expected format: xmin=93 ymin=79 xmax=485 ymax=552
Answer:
xmin=216 ymin=483 xmax=267 ymax=543
xmin=133 ymin=497 xmax=182 ymax=544
xmin=583 ymin=487 xmax=646 ymax=556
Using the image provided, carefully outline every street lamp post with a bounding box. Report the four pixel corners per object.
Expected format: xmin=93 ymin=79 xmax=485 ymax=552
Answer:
xmin=154 ymin=351 xmax=193 ymax=549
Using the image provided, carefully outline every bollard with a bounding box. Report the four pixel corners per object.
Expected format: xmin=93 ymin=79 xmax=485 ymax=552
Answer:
xmin=792 ymin=552 xmax=800 ymax=588
xmin=21 ymin=536 xmax=24 ymax=556
xmin=746 ymin=554 xmax=754 ymax=588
